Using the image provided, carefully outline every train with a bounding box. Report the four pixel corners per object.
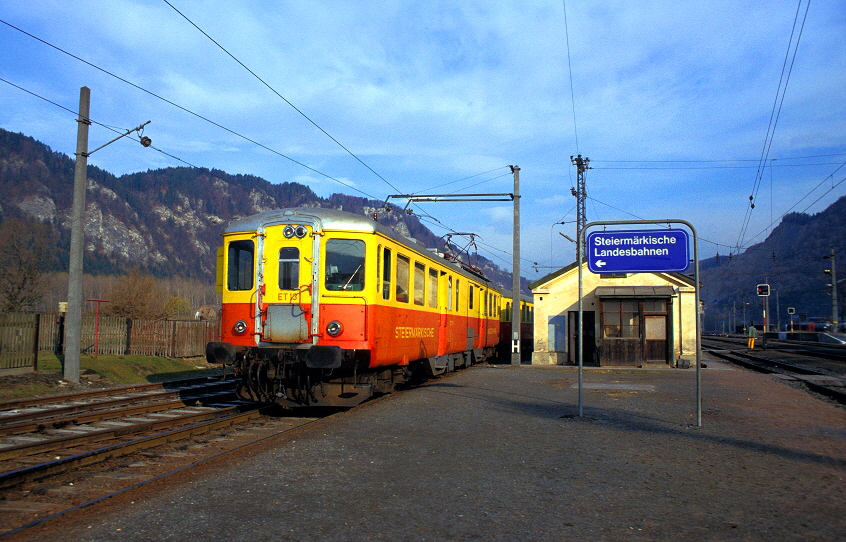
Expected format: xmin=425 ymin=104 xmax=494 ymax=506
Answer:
xmin=205 ymin=207 xmax=532 ymax=407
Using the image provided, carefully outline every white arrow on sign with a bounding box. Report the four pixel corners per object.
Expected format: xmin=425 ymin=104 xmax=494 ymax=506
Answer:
xmin=595 ymin=259 xmax=606 ymax=268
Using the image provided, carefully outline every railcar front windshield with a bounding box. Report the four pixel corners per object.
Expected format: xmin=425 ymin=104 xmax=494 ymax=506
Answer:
xmin=227 ymin=240 xmax=254 ymax=291
xmin=325 ymin=239 xmax=365 ymax=291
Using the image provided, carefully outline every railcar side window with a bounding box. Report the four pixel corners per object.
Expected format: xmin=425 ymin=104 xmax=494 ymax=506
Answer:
xmin=382 ymin=247 xmax=392 ymax=300
xmin=447 ymin=276 xmax=453 ymax=311
xmin=428 ymin=268 xmax=438 ymax=308
xmin=325 ymin=239 xmax=365 ymax=291
xmin=227 ymin=240 xmax=254 ymax=291
xmin=469 ymin=285 xmax=474 ymax=310
xmin=455 ymin=280 xmax=460 ymax=312
xmin=414 ymin=262 xmax=426 ymax=306
xmin=278 ymin=247 xmax=299 ymax=290
xmin=396 ymin=255 xmax=410 ymax=302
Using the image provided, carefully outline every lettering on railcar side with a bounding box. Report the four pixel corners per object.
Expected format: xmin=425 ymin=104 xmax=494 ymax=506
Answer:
xmin=395 ymin=326 xmax=435 ymax=339
xmin=277 ymin=292 xmax=301 ymax=302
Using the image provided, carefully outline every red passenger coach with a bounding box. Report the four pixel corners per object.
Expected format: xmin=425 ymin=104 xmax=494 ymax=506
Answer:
xmin=206 ymin=208 xmax=504 ymax=407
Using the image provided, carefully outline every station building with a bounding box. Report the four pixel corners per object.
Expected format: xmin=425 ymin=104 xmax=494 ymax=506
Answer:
xmin=529 ymin=262 xmax=698 ymax=367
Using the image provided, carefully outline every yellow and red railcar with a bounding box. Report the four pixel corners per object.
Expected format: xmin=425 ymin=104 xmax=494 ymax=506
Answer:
xmin=206 ymin=208 xmax=503 ymax=406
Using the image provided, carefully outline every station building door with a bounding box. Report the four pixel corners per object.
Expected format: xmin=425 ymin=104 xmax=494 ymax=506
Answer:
xmin=597 ymin=294 xmax=673 ymax=367
xmin=567 ymin=311 xmax=596 ymax=365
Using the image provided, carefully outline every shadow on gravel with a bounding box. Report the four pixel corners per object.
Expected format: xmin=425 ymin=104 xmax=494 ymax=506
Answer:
xmin=418 ymin=381 xmax=846 ymax=469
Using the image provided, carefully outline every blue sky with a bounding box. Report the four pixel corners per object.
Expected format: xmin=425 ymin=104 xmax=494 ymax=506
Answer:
xmin=1 ymin=1 xmax=844 ymax=278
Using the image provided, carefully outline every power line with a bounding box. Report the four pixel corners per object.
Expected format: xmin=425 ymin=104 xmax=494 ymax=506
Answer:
xmin=161 ymin=0 xmax=402 ymax=197
xmin=737 ymin=0 xmax=811 ymax=249
xmin=410 ymin=167 xmax=511 ymax=195
xmin=593 ymin=153 xmax=846 ymax=164
xmin=593 ymin=162 xmax=841 ymax=170
xmin=0 ymin=76 xmax=247 ymax=173
xmin=158 ymin=5 xmax=516 ymax=258
xmin=0 ymin=18 xmax=381 ymax=201
xmin=561 ymin=0 xmax=579 ymax=155
xmin=3 ymin=17 xmax=543 ymax=279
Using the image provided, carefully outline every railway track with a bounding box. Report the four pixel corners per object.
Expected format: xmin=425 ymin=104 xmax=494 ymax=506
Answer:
xmin=702 ymin=337 xmax=846 ymax=406
xmin=0 ymin=377 xmax=339 ymax=537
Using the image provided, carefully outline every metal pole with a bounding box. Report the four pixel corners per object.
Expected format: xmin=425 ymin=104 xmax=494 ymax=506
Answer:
xmin=570 ymin=155 xmax=589 ymax=417
xmin=511 ymin=165 xmax=521 ymax=366
xmin=577 ymin=226 xmax=583 ymax=416
xmin=693 ymin=229 xmax=701 ymax=427
xmin=64 ymin=86 xmax=91 ymax=383
xmin=831 ymin=248 xmax=838 ymax=327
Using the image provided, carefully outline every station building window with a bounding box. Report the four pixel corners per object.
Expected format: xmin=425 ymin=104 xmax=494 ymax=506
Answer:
xmin=602 ymin=300 xmax=640 ymax=338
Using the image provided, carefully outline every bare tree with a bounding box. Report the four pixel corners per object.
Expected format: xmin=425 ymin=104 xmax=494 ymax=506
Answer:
xmin=0 ymin=219 xmax=52 ymax=312
xmin=103 ymin=270 xmax=191 ymax=320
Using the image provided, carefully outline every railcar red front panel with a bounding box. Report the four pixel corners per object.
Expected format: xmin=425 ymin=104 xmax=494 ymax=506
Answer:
xmin=221 ymin=303 xmax=254 ymax=347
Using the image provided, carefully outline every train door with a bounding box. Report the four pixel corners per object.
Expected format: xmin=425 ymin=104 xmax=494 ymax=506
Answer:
xmin=260 ymin=223 xmax=314 ymax=343
xmin=467 ymin=283 xmax=479 ymax=350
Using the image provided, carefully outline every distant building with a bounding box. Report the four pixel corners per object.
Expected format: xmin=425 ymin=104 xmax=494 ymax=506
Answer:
xmin=194 ymin=305 xmax=219 ymax=321
xmin=530 ymin=262 xmax=698 ymax=367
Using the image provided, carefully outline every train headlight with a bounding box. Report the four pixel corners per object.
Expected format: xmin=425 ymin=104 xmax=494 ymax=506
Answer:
xmin=283 ymin=225 xmax=295 ymax=238
xmin=326 ymin=321 xmax=343 ymax=337
xmin=295 ymin=225 xmax=308 ymax=238
xmin=233 ymin=320 xmax=248 ymax=335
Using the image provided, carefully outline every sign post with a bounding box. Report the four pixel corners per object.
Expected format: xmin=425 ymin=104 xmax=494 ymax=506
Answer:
xmin=580 ymin=220 xmax=701 ymax=426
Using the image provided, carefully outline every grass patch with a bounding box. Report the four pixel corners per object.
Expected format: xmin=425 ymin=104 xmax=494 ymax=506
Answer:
xmin=49 ymin=352 xmax=224 ymax=384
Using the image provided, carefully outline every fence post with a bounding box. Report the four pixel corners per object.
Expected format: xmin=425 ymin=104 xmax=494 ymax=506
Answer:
xmin=32 ymin=314 xmax=40 ymax=372
xmin=171 ymin=320 xmax=177 ymax=358
xmin=125 ymin=318 xmax=132 ymax=355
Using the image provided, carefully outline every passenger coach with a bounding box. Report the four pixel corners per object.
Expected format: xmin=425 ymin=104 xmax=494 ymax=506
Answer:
xmin=206 ymin=208 xmax=504 ymax=406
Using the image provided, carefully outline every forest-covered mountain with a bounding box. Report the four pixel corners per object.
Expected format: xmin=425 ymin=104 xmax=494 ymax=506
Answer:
xmin=0 ymin=128 xmax=529 ymax=295
xmin=699 ymin=195 xmax=846 ymax=331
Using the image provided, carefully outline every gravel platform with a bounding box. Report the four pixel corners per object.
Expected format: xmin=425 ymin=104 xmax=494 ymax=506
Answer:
xmin=14 ymin=360 xmax=846 ymax=541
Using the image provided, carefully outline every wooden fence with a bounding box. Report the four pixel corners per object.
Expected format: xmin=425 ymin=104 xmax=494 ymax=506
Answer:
xmin=2 ymin=313 xmax=220 ymax=373
xmin=0 ymin=313 xmax=40 ymax=372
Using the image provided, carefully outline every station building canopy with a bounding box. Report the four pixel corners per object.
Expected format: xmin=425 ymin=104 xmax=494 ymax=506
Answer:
xmin=594 ymin=286 xmax=675 ymax=299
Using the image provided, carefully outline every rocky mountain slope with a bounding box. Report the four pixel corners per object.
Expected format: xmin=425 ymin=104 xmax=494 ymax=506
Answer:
xmin=699 ymin=195 xmax=846 ymax=330
xmin=0 ymin=128 xmax=529 ymax=294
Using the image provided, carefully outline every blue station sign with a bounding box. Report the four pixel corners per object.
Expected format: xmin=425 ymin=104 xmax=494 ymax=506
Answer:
xmin=586 ymin=228 xmax=690 ymax=273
